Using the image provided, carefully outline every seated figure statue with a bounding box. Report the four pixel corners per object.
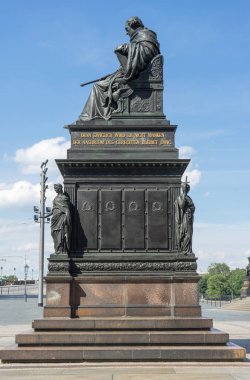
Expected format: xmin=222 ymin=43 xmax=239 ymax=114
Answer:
xmin=79 ymin=16 xmax=160 ymax=121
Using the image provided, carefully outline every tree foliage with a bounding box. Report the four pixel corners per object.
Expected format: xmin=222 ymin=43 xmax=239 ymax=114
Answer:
xmin=206 ymin=274 xmax=229 ymax=298
xmin=1 ymin=275 xmax=18 ymax=282
xmin=199 ymin=274 xmax=209 ymax=297
xmin=199 ymin=263 xmax=246 ymax=299
xmin=207 ymin=263 xmax=230 ymax=277
xmin=228 ymin=268 xmax=246 ymax=296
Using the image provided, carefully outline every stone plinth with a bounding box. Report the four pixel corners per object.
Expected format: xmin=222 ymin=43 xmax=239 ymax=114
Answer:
xmin=44 ymin=252 xmax=200 ymax=318
xmin=240 ymin=276 xmax=250 ymax=297
xmin=44 ymin=274 xmax=201 ymax=318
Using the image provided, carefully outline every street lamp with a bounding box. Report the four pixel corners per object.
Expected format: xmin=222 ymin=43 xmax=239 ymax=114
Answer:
xmin=33 ymin=160 xmax=50 ymax=307
xmin=32 ymin=268 xmax=34 ymax=281
xmin=1 ymin=255 xmax=32 ymax=301
xmin=13 ymin=267 xmax=16 ymax=284
xmin=24 ymin=262 xmax=29 ymax=302
xmin=0 ymin=266 xmax=3 ymax=280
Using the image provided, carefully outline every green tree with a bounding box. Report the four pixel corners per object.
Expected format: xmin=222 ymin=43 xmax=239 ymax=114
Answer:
xmin=206 ymin=274 xmax=229 ymax=299
xmin=199 ymin=274 xmax=209 ymax=297
xmin=208 ymin=263 xmax=230 ymax=277
xmin=228 ymin=268 xmax=246 ymax=296
xmin=2 ymin=275 xmax=18 ymax=283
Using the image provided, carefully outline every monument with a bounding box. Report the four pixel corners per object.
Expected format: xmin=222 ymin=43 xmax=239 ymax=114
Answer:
xmin=240 ymin=257 xmax=250 ymax=297
xmin=0 ymin=16 xmax=245 ymax=362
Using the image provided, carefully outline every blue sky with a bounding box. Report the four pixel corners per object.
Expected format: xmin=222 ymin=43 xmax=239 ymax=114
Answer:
xmin=0 ymin=0 xmax=250 ymax=277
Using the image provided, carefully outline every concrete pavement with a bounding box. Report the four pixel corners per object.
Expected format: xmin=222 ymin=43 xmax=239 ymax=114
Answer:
xmin=0 ymin=361 xmax=250 ymax=379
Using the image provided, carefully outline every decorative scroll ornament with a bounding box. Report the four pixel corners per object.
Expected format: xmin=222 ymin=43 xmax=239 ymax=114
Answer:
xmin=81 ymin=201 xmax=93 ymax=211
xmin=48 ymin=260 xmax=197 ymax=274
xmin=130 ymin=93 xmax=154 ymax=113
xmin=105 ymin=201 xmax=116 ymax=211
xmin=150 ymin=55 xmax=163 ymax=80
xmin=156 ymin=91 xmax=162 ymax=111
xmin=152 ymin=201 xmax=162 ymax=211
xmin=128 ymin=201 xmax=140 ymax=211
xmin=48 ymin=262 xmax=70 ymax=273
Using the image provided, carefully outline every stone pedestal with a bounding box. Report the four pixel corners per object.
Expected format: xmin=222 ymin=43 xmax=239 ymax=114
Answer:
xmin=240 ymin=276 xmax=250 ymax=297
xmin=44 ymin=113 xmax=196 ymax=320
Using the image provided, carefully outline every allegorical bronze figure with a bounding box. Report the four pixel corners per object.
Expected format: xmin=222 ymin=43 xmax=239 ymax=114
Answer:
xmin=79 ymin=16 xmax=160 ymax=121
xmin=49 ymin=184 xmax=72 ymax=254
xmin=174 ymin=180 xmax=195 ymax=254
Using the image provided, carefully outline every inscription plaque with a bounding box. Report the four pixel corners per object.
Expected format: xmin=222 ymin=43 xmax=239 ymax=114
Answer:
xmin=147 ymin=190 xmax=168 ymax=249
xmin=71 ymin=130 xmax=173 ymax=149
xmin=124 ymin=190 xmax=145 ymax=249
xmin=101 ymin=190 xmax=122 ymax=249
xmin=77 ymin=189 xmax=98 ymax=249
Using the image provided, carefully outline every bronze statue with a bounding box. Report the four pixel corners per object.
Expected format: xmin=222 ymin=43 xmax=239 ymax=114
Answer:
xmin=174 ymin=180 xmax=195 ymax=254
xmin=79 ymin=16 xmax=160 ymax=121
xmin=49 ymin=184 xmax=72 ymax=254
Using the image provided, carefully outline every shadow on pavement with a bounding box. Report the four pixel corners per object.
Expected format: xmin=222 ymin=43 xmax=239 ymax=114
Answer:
xmin=231 ymin=339 xmax=250 ymax=353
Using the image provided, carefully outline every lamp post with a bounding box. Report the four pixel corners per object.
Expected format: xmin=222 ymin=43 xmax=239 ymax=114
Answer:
xmin=24 ymin=260 xmax=29 ymax=302
xmin=34 ymin=160 xmax=50 ymax=307
xmin=0 ymin=255 xmax=31 ymax=301
xmin=13 ymin=267 xmax=16 ymax=281
xmin=0 ymin=266 xmax=3 ymax=280
xmin=32 ymin=268 xmax=34 ymax=281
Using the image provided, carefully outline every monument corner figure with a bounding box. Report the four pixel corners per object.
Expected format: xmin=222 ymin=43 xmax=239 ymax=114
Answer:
xmin=79 ymin=16 xmax=160 ymax=121
xmin=49 ymin=183 xmax=72 ymax=255
xmin=174 ymin=180 xmax=195 ymax=255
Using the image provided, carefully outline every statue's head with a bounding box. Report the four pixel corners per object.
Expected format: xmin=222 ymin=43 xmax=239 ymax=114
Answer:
xmin=181 ymin=182 xmax=190 ymax=194
xmin=125 ymin=16 xmax=144 ymax=37
xmin=54 ymin=183 xmax=63 ymax=193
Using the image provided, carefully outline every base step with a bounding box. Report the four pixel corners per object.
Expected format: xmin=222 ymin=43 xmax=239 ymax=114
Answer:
xmin=0 ymin=317 xmax=246 ymax=363
xmin=1 ymin=343 xmax=245 ymax=363
xmin=16 ymin=328 xmax=228 ymax=346
xmin=32 ymin=317 xmax=213 ymax=331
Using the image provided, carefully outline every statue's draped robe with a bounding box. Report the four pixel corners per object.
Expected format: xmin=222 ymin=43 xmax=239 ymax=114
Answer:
xmin=51 ymin=194 xmax=71 ymax=254
xmin=80 ymin=27 xmax=160 ymax=120
xmin=174 ymin=194 xmax=195 ymax=254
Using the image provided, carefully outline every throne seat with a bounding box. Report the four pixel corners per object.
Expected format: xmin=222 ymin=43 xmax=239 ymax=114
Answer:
xmin=114 ymin=54 xmax=164 ymax=118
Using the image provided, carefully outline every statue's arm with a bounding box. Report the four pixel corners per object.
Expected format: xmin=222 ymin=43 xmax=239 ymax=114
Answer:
xmin=187 ymin=196 xmax=195 ymax=213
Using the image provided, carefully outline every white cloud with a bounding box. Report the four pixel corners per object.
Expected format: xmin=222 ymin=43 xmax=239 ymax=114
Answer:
xmin=179 ymin=145 xmax=201 ymax=188
xmin=14 ymin=137 xmax=70 ymax=174
xmin=179 ymin=145 xmax=195 ymax=158
xmin=0 ymin=181 xmax=40 ymax=208
xmin=182 ymin=168 xmax=201 ymax=188
xmin=0 ymin=180 xmax=55 ymax=209
xmin=244 ymin=249 xmax=250 ymax=258
xmin=0 ymin=219 xmax=52 ymax=279
xmin=0 ymin=137 xmax=70 ymax=210
xmin=194 ymin=222 xmax=250 ymax=272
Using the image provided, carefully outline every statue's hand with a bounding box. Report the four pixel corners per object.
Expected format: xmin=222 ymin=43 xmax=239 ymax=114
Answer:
xmin=116 ymin=77 xmax=127 ymax=84
xmin=115 ymin=45 xmax=123 ymax=52
xmin=115 ymin=44 xmax=128 ymax=54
